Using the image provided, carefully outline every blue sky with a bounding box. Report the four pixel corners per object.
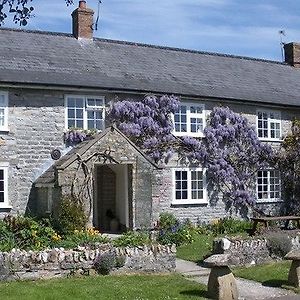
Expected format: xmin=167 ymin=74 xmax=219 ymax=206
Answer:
xmin=4 ymin=0 xmax=300 ymax=61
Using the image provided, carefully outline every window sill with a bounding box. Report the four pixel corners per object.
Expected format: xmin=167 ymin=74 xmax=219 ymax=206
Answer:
xmin=172 ymin=200 xmax=208 ymax=205
xmin=256 ymin=199 xmax=283 ymax=204
xmin=173 ymin=132 xmax=204 ymax=138
xmin=0 ymin=204 xmax=12 ymax=209
xmin=258 ymin=138 xmax=282 ymax=143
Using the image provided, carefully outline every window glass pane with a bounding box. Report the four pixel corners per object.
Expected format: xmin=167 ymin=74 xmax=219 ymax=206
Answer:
xmin=68 ymin=109 xmax=75 ymax=119
xmin=0 ymin=192 xmax=4 ymax=203
xmin=67 ymin=98 xmax=75 ymax=107
xmin=0 ymin=170 xmax=3 ymax=180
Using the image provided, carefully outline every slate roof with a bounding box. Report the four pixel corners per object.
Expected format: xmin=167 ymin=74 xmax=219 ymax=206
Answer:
xmin=1 ymin=27 xmax=300 ymax=106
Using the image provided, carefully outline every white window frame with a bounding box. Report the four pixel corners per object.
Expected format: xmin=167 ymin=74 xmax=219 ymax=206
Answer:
xmin=0 ymin=162 xmax=9 ymax=208
xmin=256 ymin=109 xmax=281 ymax=141
xmin=0 ymin=91 xmax=9 ymax=132
xmin=256 ymin=169 xmax=282 ymax=203
xmin=173 ymin=102 xmax=206 ymax=137
xmin=64 ymin=95 xmax=105 ymax=130
xmin=172 ymin=167 xmax=207 ymax=205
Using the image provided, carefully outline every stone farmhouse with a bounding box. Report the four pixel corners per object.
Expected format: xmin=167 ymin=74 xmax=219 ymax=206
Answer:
xmin=0 ymin=0 xmax=300 ymax=231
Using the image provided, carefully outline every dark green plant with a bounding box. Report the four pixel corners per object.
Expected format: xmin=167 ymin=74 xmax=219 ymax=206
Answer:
xmin=113 ymin=231 xmax=150 ymax=247
xmin=266 ymin=232 xmax=293 ymax=258
xmin=207 ymin=217 xmax=251 ymax=236
xmin=157 ymin=213 xmax=197 ymax=246
xmin=0 ymin=216 xmax=58 ymax=251
xmin=53 ymin=196 xmax=88 ymax=235
xmin=53 ymin=229 xmax=110 ymax=249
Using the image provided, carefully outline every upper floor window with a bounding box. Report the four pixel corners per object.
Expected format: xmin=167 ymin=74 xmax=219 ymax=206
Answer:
xmin=174 ymin=103 xmax=205 ymax=137
xmin=173 ymin=168 xmax=207 ymax=205
xmin=257 ymin=110 xmax=281 ymax=140
xmin=65 ymin=95 xmax=105 ymax=130
xmin=0 ymin=163 xmax=9 ymax=208
xmin=257 ymin=170 xmax=281 ymax=202
xmin=0 ymin=91 xmax=8 ymax=131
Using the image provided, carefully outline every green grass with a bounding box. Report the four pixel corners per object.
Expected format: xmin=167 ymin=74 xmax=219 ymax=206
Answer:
xmin=234 ymin=261 xmax=300 ymax=293
xmin=0 ymin=274 xmax=208 ymax=300
xmin=176 ymin=234 xmax=214 ymax=263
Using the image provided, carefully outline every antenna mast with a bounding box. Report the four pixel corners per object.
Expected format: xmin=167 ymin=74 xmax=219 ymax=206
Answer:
xmin=279 ymin=30 xmax=286 ymax=62
xmin=95 ymin=0 xmax=102 ymax=31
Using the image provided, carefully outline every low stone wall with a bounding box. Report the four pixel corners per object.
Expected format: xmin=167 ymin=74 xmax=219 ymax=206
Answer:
xmin=0 ymin=244 xmax=176 ymax=281
xmin=213 ymin=233 xmax=300 ymax=266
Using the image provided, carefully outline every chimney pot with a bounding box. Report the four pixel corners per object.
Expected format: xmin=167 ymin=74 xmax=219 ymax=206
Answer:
xmin=79 ymin=0 xmax=86 ymax=9
xmin=284 ymin=42 xmax=300 ymax=68
xmin=72 ymin=1 xmax=94 ymax=39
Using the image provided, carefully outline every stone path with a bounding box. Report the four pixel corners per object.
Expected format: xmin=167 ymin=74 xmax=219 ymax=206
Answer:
xmin=176 ymin=259 xmax=300 ymax=300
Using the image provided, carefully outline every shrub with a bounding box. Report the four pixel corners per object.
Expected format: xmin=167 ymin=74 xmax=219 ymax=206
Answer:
xmin=157 ymin=213 xmax=197 ymax=246
xmin=0 ymin=216 xmax=59 ymax=251
xmin=53 ymin=228 xmax=110 ymax=249
xmin=266 ymin=232 xmax=293 ymax=258
xmin=207 ymin=217 xmax=251 ymax=236
xmin=94 ymin=251 xmax=117 ymax=275
xmin=53 ymin=196 xmax=88 ymax=235
xmin=113 ymin=231 xmax=150 ymax=248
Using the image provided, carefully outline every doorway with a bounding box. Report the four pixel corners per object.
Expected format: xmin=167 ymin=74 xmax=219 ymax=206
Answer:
xmin=94 ymin=164 xmax=131 ymax=232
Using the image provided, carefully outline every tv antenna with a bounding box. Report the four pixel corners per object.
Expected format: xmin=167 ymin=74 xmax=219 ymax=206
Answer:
xmin=95 ymin=0 xmax=102 ymax=31
xmin=279 ymin=30 xmax=286 ymax=62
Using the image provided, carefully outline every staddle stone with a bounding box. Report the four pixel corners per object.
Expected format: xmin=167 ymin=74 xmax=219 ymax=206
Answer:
xmin=285 ymin=250 xmax=300 ymax=287
xmin=204 ymin=255 xmax=238 ymax=300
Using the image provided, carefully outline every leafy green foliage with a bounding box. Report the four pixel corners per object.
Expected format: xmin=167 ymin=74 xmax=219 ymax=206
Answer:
xmin=112 ymin=231 xmax=150 ymax=247
xmin=53 ymin=196 xmax=88 ymax=235
xmin=157 ymin=213 xmax=197 ymax=246
xmin=206 ymin=217 xmax=252 ymax=236
xmin=0 ymin=216 xmax=58 ymax=251
xmin=53 ymin=228 xmax=110 ymax=249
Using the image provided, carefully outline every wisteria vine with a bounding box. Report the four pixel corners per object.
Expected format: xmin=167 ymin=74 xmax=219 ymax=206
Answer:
xmin=109 ymin=95 xmax=274 ymax=211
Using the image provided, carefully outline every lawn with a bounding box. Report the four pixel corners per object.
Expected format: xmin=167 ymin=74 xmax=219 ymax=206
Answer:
xmin=0 ymin=274 xmax=208 ymax=300
xmin=234 ymin=260 xmax=300 ymax=293
xmin=176 ymin=234 xmax=214 ymax=263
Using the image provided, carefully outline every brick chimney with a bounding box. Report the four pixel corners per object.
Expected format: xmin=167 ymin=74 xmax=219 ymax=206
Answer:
xmin=284 ymin=42 xmax=300 ymax=68
xmin=72 ymin=0 xmax=94 ymax=39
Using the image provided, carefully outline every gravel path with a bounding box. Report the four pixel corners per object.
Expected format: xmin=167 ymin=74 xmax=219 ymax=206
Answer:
xmin=176 ymin=259 xmax=299 ymax=300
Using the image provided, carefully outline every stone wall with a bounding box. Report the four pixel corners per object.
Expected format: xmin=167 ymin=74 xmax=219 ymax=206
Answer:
xmin=0 ymin=244 xmax=176 ymax=281
xmin=2 ymin=87 xmax=300 ymax=224
xmin=213 ymin=234 xmax=300 ymax=266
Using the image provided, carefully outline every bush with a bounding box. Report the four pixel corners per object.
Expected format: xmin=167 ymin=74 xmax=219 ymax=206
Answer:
xmin=266 ymin=232 xmax=293 ymax=258
xmin=157 ymin=213 xmax=197 ymax=246
xmin=0 ymin=215 xmax=59 ymax=251
xmin=53 ymin=228 xmax=110 ymax=249
xmin=94 ymin=251 xmax=126 ymax=275
xmin=53 ymin=196 xmax=88 ymax=235
xmin=113 ymin=231 xmax=150 ymax=247
xmin=207 ymin=217 xmax=251 ymax=236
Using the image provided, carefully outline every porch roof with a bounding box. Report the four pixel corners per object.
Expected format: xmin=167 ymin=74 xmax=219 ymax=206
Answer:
xmin=34 ymin=126 xmax=160 ymax=186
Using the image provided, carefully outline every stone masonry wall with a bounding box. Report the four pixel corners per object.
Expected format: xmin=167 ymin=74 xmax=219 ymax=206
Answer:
xmin=213 ymin=234 xmax=300 ymax=266
xmin=0 ymin=244 xmax=176 ymax=281
xmin=1 ymin=87 xmax=300 ymax=223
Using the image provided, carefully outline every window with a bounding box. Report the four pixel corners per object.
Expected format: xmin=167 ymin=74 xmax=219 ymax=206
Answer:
xmin=257 ymin=170 xmax=281 ymax=202
xmin=174 ymin=103 xmax=205 ymax=137
xmin=65 ymin=96 xmax=105 ymax=130
xmin=0 ymin=163 xmax=9 ymax=208
xmin=257 ymin=110 xmax=281 ymax=140
xmin=0 ymin=91 xmax=8 ymax=131
xmin=173 ymin=168 xmax=207 ymax=204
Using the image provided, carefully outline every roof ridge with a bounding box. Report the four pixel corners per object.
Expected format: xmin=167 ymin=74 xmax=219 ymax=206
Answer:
xmin=95 ymin=38 xmax=284 ymax=65
xmin=0 ymin=26 xmax=72 ymax=38
xmin=0 ymin=26 xmax=284 ymax=65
